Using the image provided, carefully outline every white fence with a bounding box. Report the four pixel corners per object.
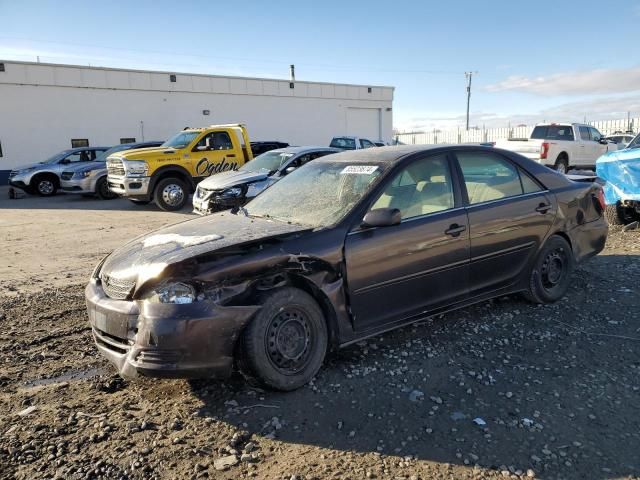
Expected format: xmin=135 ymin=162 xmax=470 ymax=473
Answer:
xmin=396 ymin=117 xmax=639 ymax=145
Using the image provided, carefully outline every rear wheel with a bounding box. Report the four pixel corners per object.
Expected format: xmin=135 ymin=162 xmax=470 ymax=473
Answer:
xmin=523 ymin=235 xmax=574 ymax=304
xmin=238 ymin=287 xmax=328 ymax=391
xmin=154 ymin=177 xmax=188 ymax=211
xmin=32 ymin=175 xmax=58 ymax=196
xmin=96 ymin=177 xmax=117 ymax=200
xmin=553 ymin=155 xmax=569 ymax=175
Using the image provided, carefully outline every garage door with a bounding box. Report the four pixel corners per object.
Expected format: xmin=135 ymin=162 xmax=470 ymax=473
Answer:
xmin=346 ymin=108 xmax=381 ymax=141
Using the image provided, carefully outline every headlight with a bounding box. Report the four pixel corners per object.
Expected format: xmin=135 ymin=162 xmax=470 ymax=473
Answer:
xmin=124 ymin=160 xmax=149 ymax=177
xmin=222 ymin=186 xmax=242 ymax=197
xmin=144 ymin=282 xmax=197 ymax=304
xmin=75 ymin=170 xmax=93 ymax=178
xmin=16 ymin=167 xmax=36 ymax=175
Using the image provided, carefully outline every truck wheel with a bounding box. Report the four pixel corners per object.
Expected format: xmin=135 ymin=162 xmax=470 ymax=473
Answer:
xmin=129 ymin=199 xmax=150 ymax=205
xmin=523 ymin=235 xmax=574 ymax=304
xmin=553 ymin=155 xmax=569 ymax=174
xmin=32 ymin=174 xmax=58 ymax=196
xmin=96 ymin=177 xmax=117 ymax=200
xmin=238 ymin=287 xmax=328 ymax=391
xmin=154 ymin=177 xmax=188 ymax=211
xmin=604 ymin=203 xmax=625 ymax=225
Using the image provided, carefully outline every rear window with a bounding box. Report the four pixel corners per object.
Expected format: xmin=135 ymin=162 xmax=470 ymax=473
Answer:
xmin=530 ymin=126 xmax=574 ymax=141
xmin=330 ymin=137 xmax=357 ymax=150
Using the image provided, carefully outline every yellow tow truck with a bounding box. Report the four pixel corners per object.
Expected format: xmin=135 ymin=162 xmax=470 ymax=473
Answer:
xmin=107 ymin=124 xmax=253 ymax=211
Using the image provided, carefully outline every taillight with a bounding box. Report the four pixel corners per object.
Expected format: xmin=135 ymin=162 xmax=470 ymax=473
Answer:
xmin=595 ymin=188 xmax=606 ymax=213
xmin=540 ymin=142 xmax=550 ymax=159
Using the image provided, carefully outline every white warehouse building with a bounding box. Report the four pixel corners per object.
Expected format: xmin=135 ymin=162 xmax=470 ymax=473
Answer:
xmin=0 ymin=60 xmax=394 ymax=181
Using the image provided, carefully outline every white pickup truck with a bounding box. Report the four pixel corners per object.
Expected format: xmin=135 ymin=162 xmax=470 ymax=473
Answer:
xmin=495 ymin=123 xmax=613 ymax=174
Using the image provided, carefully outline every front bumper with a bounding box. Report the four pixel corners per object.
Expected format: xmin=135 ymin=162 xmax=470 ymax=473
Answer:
xmin=60 ymin=176 xmax=97 ymax=194
xmin=192 ymin=194 xmax=246 ymax=215
xmin=85 ymin=280 xmax=260 ymax=379
xmin=107 ymin=175 xmax=150 ymax=198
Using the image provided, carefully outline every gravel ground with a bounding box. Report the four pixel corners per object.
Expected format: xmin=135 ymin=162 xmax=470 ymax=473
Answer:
xmin=1 ymin=196 xmax=639 ymax=479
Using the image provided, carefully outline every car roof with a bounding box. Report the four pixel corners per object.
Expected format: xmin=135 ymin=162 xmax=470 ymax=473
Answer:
xmin=261 ymin=146 xmax=339 ymax=155
xmin=314 ymin=144 xmax=460 ymax=164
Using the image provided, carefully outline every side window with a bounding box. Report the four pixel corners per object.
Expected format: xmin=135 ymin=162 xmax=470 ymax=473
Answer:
xmin=519 ymin=168 xmax=543 ymax=194
xmin=195 ymin=131 xmax=233 ymax=151
xmin=579 ymin=126 xmax=591 ymax=141
xmin=63 ymin=152 xmax=87 ymax=163
xmin=361 ymin=139 xmax=375 ymax=148
xmin=457 ymin=152 xmax=524 ymax=204
xmin=371 ymin=154 xmax=454 ymax=219
xmin=589 ymin=128 xmax=602 ymax=142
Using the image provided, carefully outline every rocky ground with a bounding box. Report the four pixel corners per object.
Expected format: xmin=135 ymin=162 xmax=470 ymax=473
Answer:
xmin=1 ymin=223 xmax=639 ymax=479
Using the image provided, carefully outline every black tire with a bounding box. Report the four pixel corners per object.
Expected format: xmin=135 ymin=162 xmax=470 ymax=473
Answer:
xmin=238 ymin=287 xmax=328 ymax=391
xmin=604 ymin=204 xmax=624 ymax=225
xmin=32 ymin=175 xmax=58 ymax=196
xmin=96 ymin=177 xmax=117 ymax=200
xmin=129 ymin=199 xmax=151 ymax=205
xmin=153 ymin=177 xmax=188 ymax=211
xmin=523 ymin=235 xmax=574 ymax=304
xmin=553 ymin=155 xmax=569 ymax=175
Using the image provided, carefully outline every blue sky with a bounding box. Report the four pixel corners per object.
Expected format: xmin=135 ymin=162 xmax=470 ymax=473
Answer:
xmin=1 ymin=0 xmax=639 ymax=131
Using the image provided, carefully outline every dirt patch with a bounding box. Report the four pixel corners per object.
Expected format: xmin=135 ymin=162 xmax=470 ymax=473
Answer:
xmin=1 ymin=228 xmax=639 ymax=479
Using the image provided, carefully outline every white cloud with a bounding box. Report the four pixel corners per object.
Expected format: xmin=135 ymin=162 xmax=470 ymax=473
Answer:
xmin=395 ymin=93 xmax=640 ymax=131
xmin=484 ymin=66 xmax=640 ymax=96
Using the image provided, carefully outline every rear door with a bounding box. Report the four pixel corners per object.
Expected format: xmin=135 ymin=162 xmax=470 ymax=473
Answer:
xmin=344 ymin=153 xmax=470 ymax=332
xmin=454 ymin=150 xmax=555 ymax=296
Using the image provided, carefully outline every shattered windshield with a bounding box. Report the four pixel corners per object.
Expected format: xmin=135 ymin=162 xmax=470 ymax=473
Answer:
xmin=627 ymin=133 xmax=640 ymax=149
xmin=244 ymin=161 xmax=385 ymax=228
xmin=241 ymin=151 xmax=295 ymax=173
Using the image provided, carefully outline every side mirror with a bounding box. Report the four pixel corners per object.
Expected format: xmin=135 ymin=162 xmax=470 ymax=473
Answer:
xmin=361 ymin=208 xmax=401 ymax=228
xmin=598 ymin=138 xmax=608 ymax=145
xmin=285 ymin=166 xmax=296 ymax=174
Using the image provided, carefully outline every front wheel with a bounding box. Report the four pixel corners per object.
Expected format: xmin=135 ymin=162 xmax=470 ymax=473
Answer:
xmin=154 ymin=177 xmax=188 ymax=211
xmin=523 ymin=235 xmax=574 ymax=304
xmin=96 ymin=177 xmax=117 ymax=200
xmin=33 ymin=176 xmax=58 ymax=196
xmin=238 ymin=287 xmax=328 ymax=391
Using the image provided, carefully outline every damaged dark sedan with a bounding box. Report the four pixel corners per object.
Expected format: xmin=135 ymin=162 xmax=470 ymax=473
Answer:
xmin=86 ymin=145 xmax=608 ymax=390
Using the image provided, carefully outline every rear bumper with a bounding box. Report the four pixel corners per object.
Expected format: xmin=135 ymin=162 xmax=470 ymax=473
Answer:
xmin=107 ymin=175 xmax=150 ymax=198
xmin=85 ymin=280 xmax=259 ymax=379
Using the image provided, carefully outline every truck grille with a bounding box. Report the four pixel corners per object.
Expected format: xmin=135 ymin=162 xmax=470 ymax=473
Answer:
xmin=61 ymin=172 xmax=74 ymax=180
xmin=107 ymin=159 xmax=125 ymax=177
xmin=101 ymin=274 xmax=135 ymax=300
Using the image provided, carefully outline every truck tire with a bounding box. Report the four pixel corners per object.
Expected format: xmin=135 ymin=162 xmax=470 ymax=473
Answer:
xmin=553 ymin=155 xmax=569 ymax=175
xmin=31 ymin=174 xmax=58 ymax=196
xmin=154 ymin=177 xmax=188 ymax=211
xmin=96 ymin=177 xmax=117 ymax=200
xmin=238 ymin=287 xmax=328 ymax=391
xmin=604 ymin=203 xmax=625 ymax=225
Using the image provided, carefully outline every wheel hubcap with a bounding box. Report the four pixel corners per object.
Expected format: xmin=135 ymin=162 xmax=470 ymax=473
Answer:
xmin=38 ymin=180 xmax=54 ymax=194
xmin=162 ymin=184 xmax=184 ymax=207
xmin=541 ymin=248 xmax=566 ymax=288
xmin=266 ymin=309 xmax=312 ymax=373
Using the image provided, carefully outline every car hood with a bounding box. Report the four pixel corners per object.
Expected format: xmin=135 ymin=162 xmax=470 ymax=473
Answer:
xmin=99 ymin=212 xmax=310 ymax=286
xmin=198 ymin=169 xmax=271 ymax=190
xmin=12 ymin=162 xmax=49 ymax=171
xmin=109 ymin=146 xmax=175 ymax=161
xmin=62 ymin=161 xmax=106 ymax=173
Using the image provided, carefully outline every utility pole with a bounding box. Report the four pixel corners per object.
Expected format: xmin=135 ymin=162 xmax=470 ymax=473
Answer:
xmin=465 ymin=71 xmax=476 ymax=131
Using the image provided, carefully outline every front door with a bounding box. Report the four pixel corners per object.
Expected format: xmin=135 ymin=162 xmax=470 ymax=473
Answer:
xmin=190 ymin=131 xmax=240 ymax=180
xmin=454 ymin=150 xmax=555 ymax=296
xmin=344 ymin=153 xmax=470 ymax=333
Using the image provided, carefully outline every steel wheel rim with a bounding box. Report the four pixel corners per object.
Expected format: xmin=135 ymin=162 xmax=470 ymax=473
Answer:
xmin=162 ymin=183 xmax=184 ymax=207
xmin=541 ymin=247 xmax=567 ymax=289
xmin=38 ymin=180 xmax=54 ymax=195
xmin=265 ymin=308 xmax=313 ymax=375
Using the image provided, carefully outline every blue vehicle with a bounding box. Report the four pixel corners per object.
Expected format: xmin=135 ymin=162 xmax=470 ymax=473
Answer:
xmin=595 ymin=132 xmax=640 ymax=224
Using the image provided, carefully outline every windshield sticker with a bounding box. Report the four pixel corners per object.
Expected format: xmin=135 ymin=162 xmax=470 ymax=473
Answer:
xmin=341 ymin=165 xmax=378 ymax=175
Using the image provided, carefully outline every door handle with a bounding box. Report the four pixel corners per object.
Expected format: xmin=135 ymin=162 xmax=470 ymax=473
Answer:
xmin=535 ymin=203 xmax=551 ymax=213
xmin=445 ymin=224 xmax=466 ymax=237
xmin=226 ymin=154 xmax=236 ymax=158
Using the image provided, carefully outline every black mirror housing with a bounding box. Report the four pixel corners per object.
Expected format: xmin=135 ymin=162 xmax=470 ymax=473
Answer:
xmin=361 ymin=208 xmax=401 ymax=228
